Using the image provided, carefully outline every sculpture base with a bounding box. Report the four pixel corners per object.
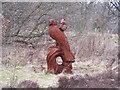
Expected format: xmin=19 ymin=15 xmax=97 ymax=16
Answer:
xmin=46 ymin=46 xmax=73 ymax=74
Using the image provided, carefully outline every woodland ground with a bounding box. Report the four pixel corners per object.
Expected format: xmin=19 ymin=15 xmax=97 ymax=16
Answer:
xmin=0 ymin=32 xmax=119 ymax=88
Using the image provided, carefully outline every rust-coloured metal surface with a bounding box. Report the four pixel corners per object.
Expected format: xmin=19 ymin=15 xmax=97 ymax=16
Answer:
xmin=46 ymin=18 xmax=75 ymax=74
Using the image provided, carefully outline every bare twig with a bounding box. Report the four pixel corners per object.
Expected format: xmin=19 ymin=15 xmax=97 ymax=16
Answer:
xmin=12 ymin=2 xmax=42 ymax=36
xmin=23 ymin=3 xmax=55 ymax=41
xmin=111 ymin=2 xmax=120 ymax=12
xmin=108 ymin=2 xmax=120 ymax=17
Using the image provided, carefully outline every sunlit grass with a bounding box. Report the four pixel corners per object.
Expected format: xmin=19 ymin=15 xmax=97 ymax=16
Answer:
xmin=0 ymin=66 xmax=58 ymax=87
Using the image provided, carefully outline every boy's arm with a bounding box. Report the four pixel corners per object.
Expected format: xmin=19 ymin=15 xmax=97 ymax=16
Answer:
xmin=59 ymin=18 xmax=67 ymax=32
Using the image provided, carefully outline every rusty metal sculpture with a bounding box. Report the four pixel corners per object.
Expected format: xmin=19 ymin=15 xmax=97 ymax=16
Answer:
xmin=47 ymin=18 xmax=75 ymax=74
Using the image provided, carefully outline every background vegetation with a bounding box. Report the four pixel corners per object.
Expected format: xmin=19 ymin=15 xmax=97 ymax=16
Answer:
xmin=1 ymin=2 xmax=119 ymax=88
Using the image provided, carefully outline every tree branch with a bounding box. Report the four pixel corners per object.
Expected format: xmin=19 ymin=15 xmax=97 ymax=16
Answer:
xmin=14 ymin=2 xmax=43 ymax=36
xmin=111 ymin=2 xmax=120 ymax=12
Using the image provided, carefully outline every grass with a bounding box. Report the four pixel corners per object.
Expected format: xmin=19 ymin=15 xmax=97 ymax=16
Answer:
xmin=0 ymin=58 xmax=116 ymax=88
xmin=0 ymin=66 xmax=58 ymax=88
xmin=72 ymin=60 xmax=106 ymax=76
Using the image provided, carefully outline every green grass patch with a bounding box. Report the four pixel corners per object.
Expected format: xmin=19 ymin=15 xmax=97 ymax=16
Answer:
xmin=0 ymin=66 xmax=58 ymax=87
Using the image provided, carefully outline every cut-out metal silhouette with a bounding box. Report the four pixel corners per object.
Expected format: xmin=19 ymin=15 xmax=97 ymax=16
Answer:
xmin=47 ymin=18 xmax=75 ymax=74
